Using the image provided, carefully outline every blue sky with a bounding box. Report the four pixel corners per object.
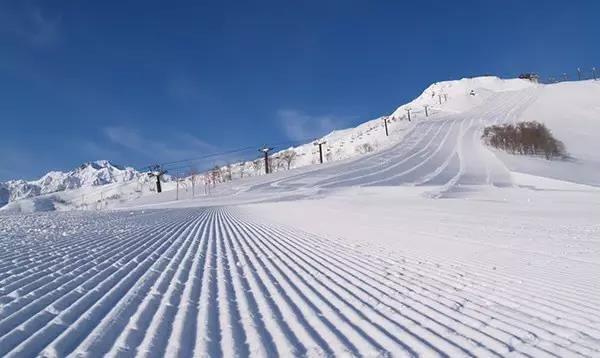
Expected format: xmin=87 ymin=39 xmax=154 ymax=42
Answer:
xmin=1 ymin=0 xmax=598 ymax=181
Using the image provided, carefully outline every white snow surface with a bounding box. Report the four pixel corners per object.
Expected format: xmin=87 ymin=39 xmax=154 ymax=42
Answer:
xmin=1 ymin=76 xmax=600 ymax=357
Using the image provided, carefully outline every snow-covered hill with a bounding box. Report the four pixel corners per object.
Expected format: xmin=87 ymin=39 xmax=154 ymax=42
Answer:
xmin=3 ymin=76 xmax=599 ymax=213
xmin=183 ymin=76 xmax=599 ymax=194
xmin=206 ymin=76 xmax=542 ymax=180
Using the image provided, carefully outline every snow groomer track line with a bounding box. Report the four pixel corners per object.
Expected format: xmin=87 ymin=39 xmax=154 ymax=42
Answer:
xmin=1 ymin=208 xmax=598 ymax=357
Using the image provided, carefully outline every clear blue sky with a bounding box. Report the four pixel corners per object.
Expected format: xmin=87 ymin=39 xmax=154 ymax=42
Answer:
xmin=1 ymin=0 xmax=598 ymax=180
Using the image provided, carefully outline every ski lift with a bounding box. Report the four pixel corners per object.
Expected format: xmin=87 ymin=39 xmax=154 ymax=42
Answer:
xmin=148 ymin=165 xmax=167 ymax=193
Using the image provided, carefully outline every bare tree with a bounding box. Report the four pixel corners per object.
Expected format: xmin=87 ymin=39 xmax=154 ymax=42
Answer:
xmin=325 ymin=150 xmax=333 ymax=162
xmin=280 ymin=150 xmax=297 ymax=170
xmin=252 ymin=159 xmax=263 ymax=175
xmin=355 ymin=143 xmax=374 ymax=154
xmin=224 ymin=163 xmax=233 ymax=181
xmin=269 ymin=156 xmax=283 ymax=172
xmin=482 ymin=121 xmax=566 ymax=160
xmin=187 ymin=169 xmax=198 ymax=197
xmin=210 ymin=165 xmax=222 ymax=184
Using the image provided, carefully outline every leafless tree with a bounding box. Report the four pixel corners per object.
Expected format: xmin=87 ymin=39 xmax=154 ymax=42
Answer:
xmin=224 ymin=163 xmax=233 ymax=181
xmin=210 ymin=165 xmax=222 ymax=184
xmin=355 ymin=143 xmax=374 ymax=154
xmin=279 ymin=150 xmax=297 ymax=170
xmin=325 ymin=150 xmax=333 ymax=162
xmin=186 ymin=169 xmax=198 ymax=196
xmin=269 ymin=156 xmax=283 ymax=172
xmin=252 ymin=159 xmax=263 ymax=174
xmin=482 ymin=121 xmax=566 ymax=160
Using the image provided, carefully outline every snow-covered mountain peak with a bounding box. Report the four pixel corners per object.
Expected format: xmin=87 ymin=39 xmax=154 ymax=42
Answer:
xmin=0 ymin=160 xmax=143 ymax=207
xmin=79 ymin=160 xmax=126 ymax=170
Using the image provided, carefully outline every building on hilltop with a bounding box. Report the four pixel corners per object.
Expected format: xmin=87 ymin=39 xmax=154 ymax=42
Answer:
xmin=518 ymin=73 xmax=539 ymax=83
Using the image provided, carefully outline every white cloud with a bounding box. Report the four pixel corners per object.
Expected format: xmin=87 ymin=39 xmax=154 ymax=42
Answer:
xmin=102 ymin=126 xmax=217 ymax=165
xmin=103 ymin=126 xmax=145 ymax=151
xmin=277 ymin=109 xmax=352 ymax=142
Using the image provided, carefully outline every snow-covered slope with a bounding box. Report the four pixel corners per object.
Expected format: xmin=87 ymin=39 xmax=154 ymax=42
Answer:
xmin=231 ymin=77 xmax=537 ymax=179
xmin=4 ymin=76 xmax=599 ymax=213
xmin=491 ymin=80 xmax=600 ymax=184
xmin=269 ymin=77 xmax=600 ymax=190
xmin=221 ymin=115 xmax=415 ymax=182
xmin=115 ymin=76 xmax=599 ymax=210
xmin=390 ymin=76 xmax=535 ymax=118
xmin=2 ymin=77 xmax=600 ymax=357
xmin=2 ymin=190 xmax=599 ymax=357
xmin=517 ymin=80 xmax=600 ymax=162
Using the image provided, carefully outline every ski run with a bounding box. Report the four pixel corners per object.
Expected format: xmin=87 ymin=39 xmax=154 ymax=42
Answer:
xmin=1 ymin=204 xmax=599 ymax=357
xmin=1 ymin=77 xmax=600 ymax=357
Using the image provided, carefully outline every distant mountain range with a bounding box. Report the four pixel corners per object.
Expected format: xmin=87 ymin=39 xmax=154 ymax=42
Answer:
xmin=0 ymin=160 xmax=141 ymax=207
